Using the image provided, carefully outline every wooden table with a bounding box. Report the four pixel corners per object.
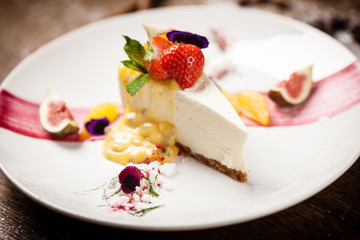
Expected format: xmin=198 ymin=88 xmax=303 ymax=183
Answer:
xmin=1 ymin=0 xmax=359 ymax=238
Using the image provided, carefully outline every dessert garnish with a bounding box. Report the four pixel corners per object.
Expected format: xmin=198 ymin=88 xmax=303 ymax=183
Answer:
xmin=221 ymin=66 xmax=313 ymax=125
xmin=79 ymin=103 xmax=120 ymax=139
xmin=85 ymin=117 xmax=110 ymax=136
xmin=118 ymin=165 xmax=142 ymax=194
xmin=121 ymin=30 xmax=209 ymax=96
xmin=160 ymin=43 xmax=205 ymax=89
xmin=144 ymin=36 xmax=172 ymax=80
xmin=102 ymin=162 xmax=176 ymax=216
xmin=166 ymin=30 xmax=209 ymax=49
xmin=39 ymin=90 xmax=79 ymax=137
xmin=222 ymin=90 xmax=270 ymax=126
xmin=269 ymin=65 xmax=313 ymax=106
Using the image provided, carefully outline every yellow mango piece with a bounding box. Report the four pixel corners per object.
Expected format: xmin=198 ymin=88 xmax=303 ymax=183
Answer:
xmin=222 ymin=90 xmax=240 ymax=110
xmin=85 ymin=103 xmax=119 ymax=123
xmin=235 ymin=90 xmax=270 ymax=126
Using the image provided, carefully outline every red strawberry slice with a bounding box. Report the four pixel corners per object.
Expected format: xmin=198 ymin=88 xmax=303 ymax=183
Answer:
xmin=145 ymin=37 xmax=172 ymax=80
xmin=160 ymin=43 xmax=205 ymax=89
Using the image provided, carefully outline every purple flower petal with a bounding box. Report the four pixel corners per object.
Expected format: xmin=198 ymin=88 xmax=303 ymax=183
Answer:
xmin=166 ymin=30 xmax=209 ymax=49
xmin=85 ymin=117 xmax=110 ymax=136
xmin=119 ymin=166 xmax=142 ymax=194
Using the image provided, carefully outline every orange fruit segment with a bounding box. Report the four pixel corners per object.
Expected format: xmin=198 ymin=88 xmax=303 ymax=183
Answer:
xmin=222 ymin=90 xmax=270 ymax=126
xmin=236 ymin=90 xmax=270 ymax=126
xmin=222 ymin=90 xmax=240 ymax=110
xmin=79 ymin=103 xmax=120 ymax=140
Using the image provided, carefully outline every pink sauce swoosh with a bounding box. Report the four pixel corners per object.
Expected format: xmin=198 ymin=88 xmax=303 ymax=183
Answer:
xmin=1 ymin=60 xmax=360 ymax=141
xmin=0 ymin=90 xmax=91 ymax=141
xmin=239 ymin=61 xmax=360 ymax=126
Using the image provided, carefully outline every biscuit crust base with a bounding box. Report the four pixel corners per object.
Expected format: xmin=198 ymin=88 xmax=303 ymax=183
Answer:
xmin=176 ymin=142 xmax=248 ymax=182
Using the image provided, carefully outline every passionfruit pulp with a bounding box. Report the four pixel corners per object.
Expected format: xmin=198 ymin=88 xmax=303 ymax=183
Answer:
xmin=39 ymin=91 xmax=79 ymax=137
xmin=269 ymin=65 xmax=313 ymax=106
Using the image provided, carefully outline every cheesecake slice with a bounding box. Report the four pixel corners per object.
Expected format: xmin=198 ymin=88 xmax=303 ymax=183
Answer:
xmin=103 ymin=26 xmax=249 ymax=182
xmin=175 ymin=74 xmax=248 ymax=182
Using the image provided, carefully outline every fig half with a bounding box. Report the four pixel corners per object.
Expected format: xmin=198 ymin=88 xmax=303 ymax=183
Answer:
xmin=39 ymin=91 xmax=79 ymax=137
xmin=268 ymin=65 xmax=313 ymax=106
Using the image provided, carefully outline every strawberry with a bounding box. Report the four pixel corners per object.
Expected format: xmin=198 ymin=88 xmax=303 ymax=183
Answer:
xmin=122 ymin=30 xmax=209 ymax=96
xmin=144 ymin=37 xmax=172 ymax=80
xmin=160 ymin=43 xmax=205 ymax=89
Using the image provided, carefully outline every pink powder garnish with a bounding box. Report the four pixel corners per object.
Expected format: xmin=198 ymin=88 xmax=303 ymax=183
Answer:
xmin=210 ymin=68 xmax=229 ymax=81
xmin=211 ymin=28 xmax=229 ymax=51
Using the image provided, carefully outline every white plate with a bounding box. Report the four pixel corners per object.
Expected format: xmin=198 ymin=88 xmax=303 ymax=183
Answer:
xmin=1 ymin=3 xmax=359 ymax=231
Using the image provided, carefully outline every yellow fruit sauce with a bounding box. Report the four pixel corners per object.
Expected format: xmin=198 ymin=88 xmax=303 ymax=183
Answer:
xmin=102 ymin=65 xmax=180 ymax=165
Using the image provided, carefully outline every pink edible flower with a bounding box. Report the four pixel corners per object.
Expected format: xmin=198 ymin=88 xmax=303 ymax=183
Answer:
xmin=118 ymin=166 xmax=142 ymax=194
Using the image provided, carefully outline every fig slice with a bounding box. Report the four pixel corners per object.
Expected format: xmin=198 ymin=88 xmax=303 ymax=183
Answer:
xmin=39 ymin=91 xmax=79 ymax=137
xmin=268 ymin=65 xmax=313 ymax=106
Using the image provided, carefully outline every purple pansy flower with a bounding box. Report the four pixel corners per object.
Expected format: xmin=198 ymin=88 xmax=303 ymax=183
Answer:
xmin=85 ymin=117 xmax=110 ymax=136
xmin=166 ymin=30 xmax=209 ymax=49
xmin=119 ymin=166 xmax=142 ymax=194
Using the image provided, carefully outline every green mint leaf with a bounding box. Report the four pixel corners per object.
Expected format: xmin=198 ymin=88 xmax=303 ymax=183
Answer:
xmin=121 ymin=60 xmax=147 ymax=73
xmin=147 ymin=178 xmax=159 ymax=197
xmin=125 ymin=73 xmax=149 ymax=97
xmin=144 ymin=41 xmax=154 ymax=62
xmin=123 ymin=35 xmax=147 ymax=73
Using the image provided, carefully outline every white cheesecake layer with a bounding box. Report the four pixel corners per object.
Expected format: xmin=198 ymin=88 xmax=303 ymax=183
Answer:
xmin=175 ymin=74 xmax=248 ymax=172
